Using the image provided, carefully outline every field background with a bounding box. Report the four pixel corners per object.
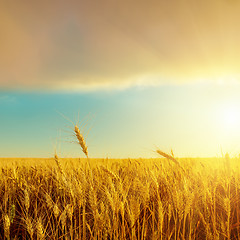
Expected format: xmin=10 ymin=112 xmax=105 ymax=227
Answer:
xmin=1 ymin=156 xmax=240 ymax=240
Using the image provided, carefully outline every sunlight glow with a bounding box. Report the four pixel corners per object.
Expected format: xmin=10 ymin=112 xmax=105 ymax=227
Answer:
xmin=221 ymin=105 xmax=240 ymax=131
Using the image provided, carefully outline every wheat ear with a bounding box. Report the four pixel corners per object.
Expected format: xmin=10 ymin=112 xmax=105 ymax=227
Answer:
xmin=156 ymin=149 xmax=182 ymax=168
xmin=3 ymin=214 xmax=10 ymax=239
xmin=74 ymin=125 xmax=88 ymax=157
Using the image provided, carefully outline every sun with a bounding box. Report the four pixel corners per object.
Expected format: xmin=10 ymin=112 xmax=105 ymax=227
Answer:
xmin=221 ymin=105 xmax=240 ymax=131
xmin=224 ymin=109 xmax=237 ymax=125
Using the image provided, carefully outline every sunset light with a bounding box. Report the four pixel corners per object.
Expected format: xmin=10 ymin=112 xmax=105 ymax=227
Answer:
xmin=2 ymin=1 xmax=240 ymax=239
xmin=222 ymin=105 xmax=240 ymax=130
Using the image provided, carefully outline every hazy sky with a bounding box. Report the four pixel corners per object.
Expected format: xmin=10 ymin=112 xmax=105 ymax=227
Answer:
xmin=1 ymin=0 xmax=240 ymax=89
xmin=1 ymin=1 xmax=240 ymax=158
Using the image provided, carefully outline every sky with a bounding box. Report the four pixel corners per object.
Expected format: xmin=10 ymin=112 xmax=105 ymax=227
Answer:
xmin=1 ymin=0 xmax=240 ymax=158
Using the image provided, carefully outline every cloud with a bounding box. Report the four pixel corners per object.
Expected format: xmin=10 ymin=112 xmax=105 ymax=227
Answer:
xmin=1 ymin=0 xmax=240 ymax=90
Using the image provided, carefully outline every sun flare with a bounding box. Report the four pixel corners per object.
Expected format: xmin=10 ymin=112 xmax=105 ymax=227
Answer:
xmin=221 ymin=105 xmax=240 ymax=131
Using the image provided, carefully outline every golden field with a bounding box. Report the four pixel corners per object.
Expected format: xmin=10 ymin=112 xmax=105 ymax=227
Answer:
xmin=1 ymin=155 xmax=240 ymax=240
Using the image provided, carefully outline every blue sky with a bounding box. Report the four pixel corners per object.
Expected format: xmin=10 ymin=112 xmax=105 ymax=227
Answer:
xmin=1 ymin=83 xmax=240 ymax=158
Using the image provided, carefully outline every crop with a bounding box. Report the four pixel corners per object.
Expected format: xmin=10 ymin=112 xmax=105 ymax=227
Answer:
xmin=1 ymin=124 xmax=240 ymax=239
xmin=1 ymin=155 xmax=240 ymax=239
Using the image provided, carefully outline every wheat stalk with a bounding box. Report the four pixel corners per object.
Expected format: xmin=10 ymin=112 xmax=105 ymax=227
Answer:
xmin=25 ymin=217 xmax=34 ymax=239
xmin=3 ymin=214 xmax=10 ymax=240
xmin=54 ymin=154 xmax=64 ymax=176
xmin=156 ymin=149 xmax=181 ymax=166
xmin=36 ymin=218 xmax=45 ymax=240
xmin=53 ymin=204 xmax=60 ymax=218
xmin=60 ymin=209 xmax=67 ymax=227
xmin=24 ymin=188 xmax=30 ymax=213
xmin=74 ymin=125 xmax=88 ymax=157
xmin=45 ymin=193 xmax=54 ymax=209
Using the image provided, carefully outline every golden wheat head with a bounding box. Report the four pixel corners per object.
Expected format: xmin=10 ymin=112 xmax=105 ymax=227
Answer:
xmin=156 ymin=149 xmax=180 ymax=166
xmin=74 ymin=125 xmax=88 ymax=158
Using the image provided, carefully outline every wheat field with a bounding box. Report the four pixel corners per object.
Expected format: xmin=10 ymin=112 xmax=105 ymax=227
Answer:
xmin=1 ymin=154 xmax=240 ymax=240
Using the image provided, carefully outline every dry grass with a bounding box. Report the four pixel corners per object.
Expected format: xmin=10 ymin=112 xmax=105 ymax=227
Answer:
xmin=0 ymin=156 xmax=240 ymax=239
